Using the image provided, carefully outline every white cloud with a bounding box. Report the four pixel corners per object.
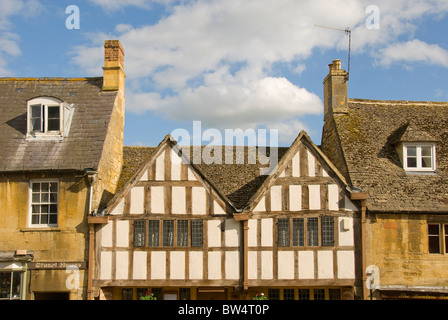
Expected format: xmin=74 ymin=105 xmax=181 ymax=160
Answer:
xmin=71 ymin=0 xmax=448 ymax=143
xmin=377 ymin=39 xmax=448 ymax=68
xmin=88 ymin=0 xmax=172 ymax=12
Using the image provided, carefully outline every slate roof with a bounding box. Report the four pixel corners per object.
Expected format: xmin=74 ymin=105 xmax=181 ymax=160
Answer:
xmin=331 ymin=98 xmax=448 ymax=213
xmin=0 ymin=77 xmax=117 ymax=172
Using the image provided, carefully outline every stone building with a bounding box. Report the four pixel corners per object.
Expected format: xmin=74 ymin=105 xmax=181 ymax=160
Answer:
xmin=0 ymin=40 xmax=125 ymax=300
xmin=92 ymin=130 xmax=365 ymax=300
xmin=321 ymin=59 xmax=448 ymax=300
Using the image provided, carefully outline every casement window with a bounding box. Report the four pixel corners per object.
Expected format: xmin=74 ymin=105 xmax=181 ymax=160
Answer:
xmin=403 ymin=144 xmax=436 ymax=171
xmin=0 ymin=272 xmax=23 ymax=300
xmin=264 ymin=288 xmax=341 ymax=300
xmin=428 ymin=223 xmax=448 ymax=254
xmin=277 ymin=216 xmax=334 ymax=247
xmin=135 ymin=220 xmax=203 ymax=248
xmin=27 ymin=97 xmax=74 ymax=139
xmin=29 ymin=180 xmax=58 ymax=227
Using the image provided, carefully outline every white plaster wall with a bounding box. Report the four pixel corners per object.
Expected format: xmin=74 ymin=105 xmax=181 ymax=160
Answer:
xmin=298 ymin=251 xmax=314 ymax=279
xmin=337 ymin=250 xmax=355 ymax=279
xmin=225 ymin=219 xmax=240 ymax=247
xmin=170 ymin=252 xmax=185 ymax=279
xmin=270 ymin=186 xmax=282 ymax=211
xmin=116 ymin=220 xmax=129 ymax=247
xmin=192 ymin=187 xmax=206 ymax=215
xmin=188 ymin=168 xmax=196 ymax=181
xmin=151 ymin=251 xmax=166 ymax=279
xmin=253 ymin=196 xmax=265 ymax=212
xmin=208 ymin=251 xmax=221 ymax=279
xmin=133 ymin=251 xmax=147 ymax=280
xmin=338 ymin=217 xmax=354 ymax=246
xmin=307 ymin=150 xmax=315 ymax=177
xmin=328 ymin=184 xmax=339 ymax=211
xmin=100 ymin=251 xmax=112 ymax=280
xmin=317 ymin=251 xmax=334 ymax=279
xmin=214 ymin=200 xmax=226 ymax=215
xmin=110 ymin=199 xmax=124 ymax=215
xmin=248 ymin=219 xmax=257 ymax=247
xmin=101 ymin=223 xmax=113 ymax=247
xmin=261 ymin=219 xmax=273 ymax=246
xmin=171 ymin=149 xmax=182 ymax=181
xmin=278 ymin=251 xmax=294 ymax=279
xmin=207 ymin=220 xmax=221 ymax=247
xmin=115 ymin=251 xmax=129 ymax=280
xmin=155 ymin=152 xmax=165 ymax=181
xmin=171 ymin=186 xmax=186 ymax=214
xmin=292 ymin=152 xmax=300 ymax=177
xmin=130 ymin=186 xmax=144 ymax=214
xmin=289 ymin=185 xmax=301 ymax=211
xmin=151 ymin=186 xmax=165 ymax=214
xmin=261 ymin=251 xmax=273 ymax=279
xmin=248 ymin=251 xmax=257 ymax=279
xmin=189 ymin=251 xmax=203 ymax=280
xmin=308 ymin=185 xmax=321 ymax=210
xmin=225 ymin=251 xmax=239 ymax=279
xmin=344 ymin=195 xmax=358 ymax=212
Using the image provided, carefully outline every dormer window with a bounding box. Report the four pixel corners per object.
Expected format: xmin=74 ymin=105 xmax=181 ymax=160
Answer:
xmin=27 ymin=97 xmax=74 ymax=139
xmin=403 ymin=143 xmax=436 ymax=172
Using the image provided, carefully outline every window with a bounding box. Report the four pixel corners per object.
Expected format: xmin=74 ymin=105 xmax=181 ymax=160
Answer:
xmin=163 ymin=220 xmax=175 ymax=247
xmin=138 ymin=220 xmax=204 ymax=248
xmin=122 ymin=288 xmax=133 ymax=300
xmin=283 ymin=289 xmax=294 ymax=300
xmin=307 ymin=217 xmax=319 ymax=246
xmin=277 ymin=216 xmax=334 ymax=247
xmin=298 ymin=289 xmax=310 ymax=300
xmin=0 ymin=272 xmax=22 ymax=300
xmin=148 ymin=220 xmax=159 ymax=247
xmin=268 ymin=289 xmax=280 ymax=300
xmin=329 ymin=289 xmax=341 ymax=300
xmin=179 ymin=288 xmax=190 ymax=300
xmin=321 ymin=217 xmax=334 ymax=246
xmin=177 ymin=220 xmax=189 ymax=247
xmin=314 ymin=289 xmax=326 ymax=300
xmin=403 ymin=144 xmax=436 ymax=171
xmin=30 ymin=181 xmax=58 ymax=227
xmin=191 ymin=220 xmax=203 ymax=247
xmin=27 ymin=97 xmax=74 ymax=139
xmin=134 ymin=220 xmax=146 ymax=247
xmin=292 ymin=218 xmax=304 ymax=246
xmin=278 ymin=218 xmax=290 ymax=247
xmin=428 ymin=223 xmax=448 ymax=254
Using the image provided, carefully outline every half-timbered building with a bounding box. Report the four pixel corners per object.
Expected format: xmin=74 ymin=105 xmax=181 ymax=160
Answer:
xmin=92 ymin=130 xmax=364 ymax=300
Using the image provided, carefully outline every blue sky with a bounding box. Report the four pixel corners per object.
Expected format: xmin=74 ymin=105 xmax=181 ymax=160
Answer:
xmin=1 ymin=0 xmax=448 ymax=147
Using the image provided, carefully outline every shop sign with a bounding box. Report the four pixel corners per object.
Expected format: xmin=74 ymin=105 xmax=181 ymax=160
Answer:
xmin=28 ymin=261 xmax=86 ymax=270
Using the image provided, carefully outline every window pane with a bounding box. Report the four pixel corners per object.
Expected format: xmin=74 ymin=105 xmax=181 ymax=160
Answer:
xmin=268 ymin=289 xmax=280 ymax=300
xmin=284 ymin=289 xmax=294 ymax=300
xmin=422 ymin=156 xmax=432 ymax=168
xmin=314 ymin=289 xmax=326 ymax=300
xmin=30 ymin=105 xmax=42 ymax=132
xmin=179 ymin=288 xmax=190 ymax=300
xmin=122 ymin=288 xmax=133 ymax=300
xmin=0 ymin=273 xmax=11 ymax=299
xmin=134 ymin=220 xmax=146 ymax=247
xmin=421 ymin=146 xmax=432 ymax=157
xmin=321 ymin=216 xmax=334 ymax=246
xmin=41 ymin=214 xmax=48 ymax=224
xmin=49 ymin=214 xmax=57 ymax=225
xmin=47 ymin=106 xmax=60 ymax=131
xmin=32 ymin=183 xmax=40 ymax=192
xmin=293 ymin=218 xmax=304 ymax=246
xmin=148 ymin=221 xmax=159 ymax=247
xmin=163 ymin=220 xmax=174 ymax=247
xmin=191 ymin=220 xmax=203 ymax=247
xmin=407 ymin=146 xmax=417 ymax=157
xmin=407 ymin=157 xmax=417 ymax=168
xmin=278 ymin=218 xmax=290 ymax=247
xmin=445 ymin=225 xmax=448 ymax=254
xmin=428 ymin=224 xmax=440 ymax=254
xmin=177 ymin=220 xmax=188 ymax=247
xmin=329 ymin=289 xmax=341 ymax=300
xmin=298 ymin=289 xmax=310 ymax=300
xmin=307 ymin=217 xmax=319 ymax=246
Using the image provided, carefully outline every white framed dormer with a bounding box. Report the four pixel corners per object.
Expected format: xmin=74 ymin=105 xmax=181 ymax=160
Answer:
xmin=403 ymin=143 xmax=436 ymax=172
xmin=26 ymin=97 xmax=74 ymax=140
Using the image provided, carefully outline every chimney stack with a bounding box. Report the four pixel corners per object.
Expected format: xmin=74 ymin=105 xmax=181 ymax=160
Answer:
xmin=323 ymin=59 xmax=348 ymax=122
xmin=102 ymin=40 xmax=125 ymax=92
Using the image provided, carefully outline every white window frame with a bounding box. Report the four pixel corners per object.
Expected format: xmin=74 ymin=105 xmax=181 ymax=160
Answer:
xmin=28 ymin=180 xmax=59 ymax=228
xmin=27 ymin=97 xmax=63 ymax=136
xmin=403 ymin=143 xmax=436 ymax=172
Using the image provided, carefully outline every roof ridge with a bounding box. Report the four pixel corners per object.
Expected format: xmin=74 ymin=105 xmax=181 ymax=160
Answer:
xmin=348 ymin=98 xmax=448 ymax=105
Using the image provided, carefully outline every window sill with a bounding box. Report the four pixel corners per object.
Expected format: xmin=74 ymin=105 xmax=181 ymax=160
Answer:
xmin=405 ymin=171 xmax=438 ymax=176
xmin=20 ymin=227 xmax=61 ymax=232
